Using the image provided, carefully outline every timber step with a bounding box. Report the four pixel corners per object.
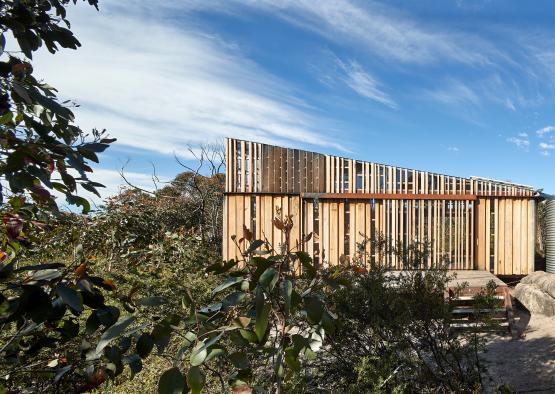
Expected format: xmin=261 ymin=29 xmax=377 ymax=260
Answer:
xmin=446 ymin=286 xmax=515 ymax=336
xmin=450 ymin=321 xmax=509 ymax=330
xmin=453 ymin=295 xmax=504 ymax=301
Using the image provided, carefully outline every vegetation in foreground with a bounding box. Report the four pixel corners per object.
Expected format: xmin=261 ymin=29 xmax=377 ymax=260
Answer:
xmin=0 ymin=1 xmax=517 ymax=393
xmin=1 ymin=174 xmax=504 ymax=393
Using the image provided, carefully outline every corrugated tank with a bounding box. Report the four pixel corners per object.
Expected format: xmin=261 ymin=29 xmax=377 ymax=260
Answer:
xmin=547 ymin=197 xmax=555 ymax=274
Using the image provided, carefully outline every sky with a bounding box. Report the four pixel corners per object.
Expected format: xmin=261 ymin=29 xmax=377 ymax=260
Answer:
xmin=30 ymin=0 xmax=555 ymax=204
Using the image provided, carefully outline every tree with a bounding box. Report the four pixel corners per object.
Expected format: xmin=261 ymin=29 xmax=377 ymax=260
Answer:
xmin=120 ymin=144 xmax=226 ymax=245
xmin=0 ymin=2 xmax=145 ymax=392
xmin=1 ymin=0 xmax=113 ymax=213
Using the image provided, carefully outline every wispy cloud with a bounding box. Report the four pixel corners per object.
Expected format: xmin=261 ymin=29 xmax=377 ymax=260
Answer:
xmin=91 ymin=169 xmax=157 ymax=202
xmin=424 ymin=80 xmax=480 ymax=106
xmin=239 ymin=0 xmax=498 ymax=66
xmin=334 ymin=58 xmax=396 ymax=108
xmin=447 ymin=146 xmax=460 ymax=152
xmin=539 ymin=142 xmax=555 ymax=150
xmin=33 ymin=2 xmax=347 ymax=157
xmin=505 ymin=98 xmax=516 ymax=111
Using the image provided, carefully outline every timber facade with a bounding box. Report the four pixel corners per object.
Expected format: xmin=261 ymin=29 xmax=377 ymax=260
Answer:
xmin=223 ymin=138 xmax=536 ymax=275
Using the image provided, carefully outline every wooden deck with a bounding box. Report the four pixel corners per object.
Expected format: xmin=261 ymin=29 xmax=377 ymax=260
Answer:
xmin=379 ymin=270 xmax=514 ymax=334
xmin=384 ymin=270 xmax=507 ymax=288
xmin=447 ymin=270 xmax=507 ymax=288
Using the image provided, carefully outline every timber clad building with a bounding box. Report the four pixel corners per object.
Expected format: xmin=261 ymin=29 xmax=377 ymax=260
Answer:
xmin=223 ymin=137 xmax=536 ymax=276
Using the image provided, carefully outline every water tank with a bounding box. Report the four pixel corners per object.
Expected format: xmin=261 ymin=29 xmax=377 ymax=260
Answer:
xmin=547 ymin=197 xmax=555 ymax=274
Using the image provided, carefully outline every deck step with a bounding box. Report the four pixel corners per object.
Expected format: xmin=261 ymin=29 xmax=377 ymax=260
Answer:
xmin=447 ymin=285 xmax=513 ymax=335
xmin=451 ymin=321 xmax=509 ymax=329
xmin=452 ymin=295 xmax=504 ymax=301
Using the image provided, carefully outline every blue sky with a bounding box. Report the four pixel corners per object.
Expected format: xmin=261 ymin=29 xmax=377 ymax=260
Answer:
xmin=33 ymin=0 xmax=555 ymax=203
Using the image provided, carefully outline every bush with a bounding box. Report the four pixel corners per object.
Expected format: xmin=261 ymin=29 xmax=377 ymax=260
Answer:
xmin=303 ymin=236 xmax=500 ymax=393
xmin=1 ymin=172 xmax=223 ymax=392
xmin=314 ymin=268 xmax=482 ymax=392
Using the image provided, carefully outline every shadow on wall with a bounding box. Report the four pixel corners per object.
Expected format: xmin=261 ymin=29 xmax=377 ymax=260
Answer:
xmin=536 ymin=252 xmax=546 ymax=272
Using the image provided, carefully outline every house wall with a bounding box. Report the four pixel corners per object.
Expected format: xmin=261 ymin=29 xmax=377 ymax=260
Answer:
xmin=475 ymin=198 xmax=535 ymax=275
xmin=223 ymin=138 xmax=536 ymax=274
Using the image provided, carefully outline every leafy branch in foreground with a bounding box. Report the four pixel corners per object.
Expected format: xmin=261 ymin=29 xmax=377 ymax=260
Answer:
xmin=1 ymin=0 xmax=115 ymax=214
xmin=158 ymin=213 xmax=347 ymax=394
xmin=0 ymin=1 xmax=130 ymax=392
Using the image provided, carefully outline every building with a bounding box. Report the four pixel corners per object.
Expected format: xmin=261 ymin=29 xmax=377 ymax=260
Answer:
xmin=223 ymin=137 xmax=536 ymax=275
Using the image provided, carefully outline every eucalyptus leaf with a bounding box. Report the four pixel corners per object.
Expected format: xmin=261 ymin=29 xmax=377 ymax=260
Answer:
xmin=282 ymin=280 xmax=293 ymax=318
xmin=212 ymin=277 xmax=244 ymax=295
xmin=95 ymin=316 xmax=135 ymax=355
xmin=136 ymin=296 xmax=166 ymax=307
xmin=230 ymin=351 xmax=249 ymax=370
xmin=189 ymin=342 xmax=207 ymax=367
xmin=296 ymin=251 xmax=317 ymax=278
xmin=123 ymin=354 xmax=142 ymax=379
xmin=255 ymin=289 xmax=271 ymax=342
xmin=304 ymin=296 xmax=324 ymax=324
xmin=187 ymin=366 xmax=205 ymax=394
xmin=55 ymin=283 xmax=83 ymax=313
xmin=259 ymin=268 xmax=278 ymax=290
xmin=136 ymin=333 xmax=154 ymax=358
xmin=284 ymin=347 xmax=301 ymax=372
xmin=158 ymin=367 xmax=185 ymax=394
xmin=205 ymin=348 xmax=225 ymax=362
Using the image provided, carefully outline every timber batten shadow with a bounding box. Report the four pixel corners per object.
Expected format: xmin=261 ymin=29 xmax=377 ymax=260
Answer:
xmin=223 ymin=137 xmax=536 ymax=276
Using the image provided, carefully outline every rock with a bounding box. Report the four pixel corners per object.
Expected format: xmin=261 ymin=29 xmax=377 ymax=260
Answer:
xmin=520 ymin=271 xmax=555 ymax=299
xmin=513 ymin=283 xmax=555 ymax=317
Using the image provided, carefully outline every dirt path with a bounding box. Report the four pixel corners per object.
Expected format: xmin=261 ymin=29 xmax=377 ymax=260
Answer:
xmin=481 ymin=307 xmax=555 ymax=393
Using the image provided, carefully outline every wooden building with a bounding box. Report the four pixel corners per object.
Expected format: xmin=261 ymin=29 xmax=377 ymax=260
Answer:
xmin=223 ymin=138 xmax=536 ymax=275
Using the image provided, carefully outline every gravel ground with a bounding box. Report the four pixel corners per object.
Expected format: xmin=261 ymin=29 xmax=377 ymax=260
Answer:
xmin=481 ymin=302 xmax=555 ymax=393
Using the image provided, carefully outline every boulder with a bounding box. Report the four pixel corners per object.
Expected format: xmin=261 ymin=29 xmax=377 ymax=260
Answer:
xmin=520 ymin=271 xmax=555 ymax=299
xmin=513 ymin=283 xmax=555 ymax=317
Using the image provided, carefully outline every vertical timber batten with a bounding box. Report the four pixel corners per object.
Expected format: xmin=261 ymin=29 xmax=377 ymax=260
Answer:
xmin=223 ymin=138 xmax=536 ymax=275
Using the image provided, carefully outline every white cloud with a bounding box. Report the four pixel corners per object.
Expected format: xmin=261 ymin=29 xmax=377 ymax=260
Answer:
xmin=447 ymin=146 xmax=460 ymax=152
xmin=31 ymin=2 xmax=347 ymax=158
xmin=334 ymin=58 xmax=396 ymax=108
xmin=518 ymin=132 xmax=528 ymax=138
xmin=424 ymin=80 xmax=480 ymax=106
xmin=49 ymin=168 xmax=156 ymax=211
xmin=539 ymin=142 xmax=555 ymax=150
xmin=505 ymin=98 xmax=516 ymax=111
xmin=541 ymin=151 xmax=551 ymax=157
xmin=507 ymin=136 xmax=530 ymax=150
xmin=536 ymin=126 xmax=555 ymax=137
xmin=237 ymin=0 xmax=497 ymax=66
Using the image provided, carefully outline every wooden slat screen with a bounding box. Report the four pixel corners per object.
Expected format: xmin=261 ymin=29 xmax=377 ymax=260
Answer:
xmin=301 ymin=198 xmax=474 ymax=270
xmin=223 ymin=138 xmax=536 ymax=275
xmin=474 ymin=198 xmax=535 ymax=275
xmin=226 ymin=138 xmax=534 ymax=197
xmin=223 ymin=194 xmax=302 ymax=261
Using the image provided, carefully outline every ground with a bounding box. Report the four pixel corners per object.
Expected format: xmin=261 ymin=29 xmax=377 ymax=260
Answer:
xmin=482 ymin=300 xmax=555 ymax=393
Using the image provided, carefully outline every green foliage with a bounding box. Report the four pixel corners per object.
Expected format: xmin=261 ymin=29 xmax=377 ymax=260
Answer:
xmin=0 ymin=2 xmax=136 ymax=391
xmin=1 ymin=0 xmax=114 ymax=213
xmin=1 ymin=178 xmax=223 ymax=392
xmin=69 ymin=171 xmax=224 ymax=266
xmin=152 ymin=215 xmax=346 ymax=393
xmin=305 ymin=243 xmax=493 ymax=393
